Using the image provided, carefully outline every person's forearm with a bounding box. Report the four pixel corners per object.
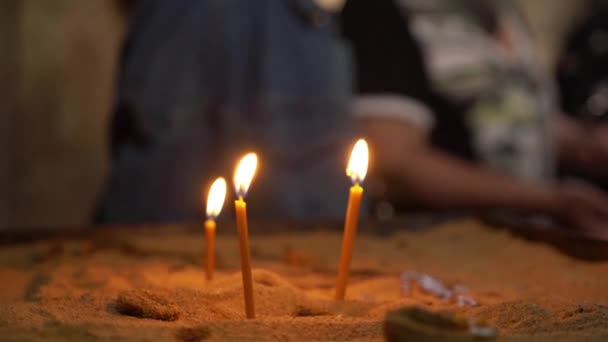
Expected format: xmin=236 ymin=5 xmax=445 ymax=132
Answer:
xmin=393 ymin=148 xmax=559 ymax=215
xmin=553 ymin=114 xmax=608 ymax=178
xmin=362 ymin=116 xmax=560 ymax=216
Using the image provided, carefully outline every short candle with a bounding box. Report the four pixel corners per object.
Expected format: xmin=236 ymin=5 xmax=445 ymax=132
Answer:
xmin=204 ymin=177 xmax=227 ymax=281
xmin=335 ymin=139 xmax=369 ymax=300
xmin=233 ymin=153 xmax=258 ymax=319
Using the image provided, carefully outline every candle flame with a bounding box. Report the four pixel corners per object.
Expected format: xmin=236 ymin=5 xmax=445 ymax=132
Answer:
xmin=206 ymin=177 xmax=227 ymax=219
xmin=346 ymin=139 xmax=369 ymax=184
xmin=234 ymin=153 xmax=258 ymax=198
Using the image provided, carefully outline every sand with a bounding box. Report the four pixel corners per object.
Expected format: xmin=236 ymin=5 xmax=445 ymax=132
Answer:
xmin=0 ymin=219 xmax=607 ymax=341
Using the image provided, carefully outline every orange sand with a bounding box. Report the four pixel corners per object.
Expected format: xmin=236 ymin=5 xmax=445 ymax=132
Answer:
xmin=0 ymin=219 xmax=607 ymax=341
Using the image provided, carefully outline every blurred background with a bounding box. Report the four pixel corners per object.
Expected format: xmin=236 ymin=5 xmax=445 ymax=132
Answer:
xmin=1 ymin=0 xmax=127 ymax=229
xmin=0 ymin=0 xmax=598 ymax=229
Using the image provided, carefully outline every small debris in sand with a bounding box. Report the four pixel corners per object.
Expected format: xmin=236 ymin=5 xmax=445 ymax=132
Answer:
xmin=401 ymin=271 xmax=478 ymax=307
xmin=385 ymin=307 xmax=497 ymax=341
xmin=115 ymin=289 xmax=179 ymax=321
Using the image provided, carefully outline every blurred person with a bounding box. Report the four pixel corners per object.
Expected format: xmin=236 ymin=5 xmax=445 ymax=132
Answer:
xmin=96 ymin=0 xmax=355 ymax=223
xmin=557 ymin=0 xmax=608 ymax=189
xmin=342 ymin=0 xmax=608 ymax=234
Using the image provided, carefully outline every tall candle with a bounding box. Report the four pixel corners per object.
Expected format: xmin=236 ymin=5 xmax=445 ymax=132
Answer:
xmin=204 ymin=177 xmax=227 ymax=281
xmin=233 ymin=153 xmax=258 ymax=319
xmin=204 ymin=219 xmax=216 ymax=280
xmin=335 ymin=139 xmax=369 ymax=300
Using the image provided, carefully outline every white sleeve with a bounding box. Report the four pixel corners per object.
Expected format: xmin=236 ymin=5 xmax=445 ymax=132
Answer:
xmin=352 ymin=94 xmax=435 ymax=132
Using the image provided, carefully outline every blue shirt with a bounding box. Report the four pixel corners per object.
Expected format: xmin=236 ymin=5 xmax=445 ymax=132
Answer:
xmin=98 ymin=0 xmax=355 ymax=223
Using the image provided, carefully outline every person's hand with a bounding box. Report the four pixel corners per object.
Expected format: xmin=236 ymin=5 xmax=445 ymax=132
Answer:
xmin=554 ymin=181 xmax=608 ymax=238
xmin=555 ymin=115 xmax=608 ymax=177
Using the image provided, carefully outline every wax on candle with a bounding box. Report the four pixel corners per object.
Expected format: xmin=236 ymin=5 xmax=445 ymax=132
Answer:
xmin=204 ymin=177 xmax=227 ymax=281
xmin=335 ymin=139 xmax=369 ymax=300
xmin=235 ymin=197 xmax=255 ymax=318
xmin=233 ymin=153 xmax=258 ymax=319
xmin=204 ymin=219 xmax=216 ymax=280
xmin=335 ymin=184 xmax=363 ymax=300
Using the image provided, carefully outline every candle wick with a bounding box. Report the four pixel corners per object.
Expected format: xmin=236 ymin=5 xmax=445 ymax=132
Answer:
xmin=239 ymin=195 xmax=244 ymax=202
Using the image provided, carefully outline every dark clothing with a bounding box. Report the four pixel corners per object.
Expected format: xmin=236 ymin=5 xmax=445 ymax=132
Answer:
xmin=557 ymin=6 xmax=608 ymax=190
xmin=98 ymin=0 xmax=355 ymax=223
xmin=557 ymin=7 xmax=608 ymax=121
xmin=341 ymin=0 xmax=475 ymax=161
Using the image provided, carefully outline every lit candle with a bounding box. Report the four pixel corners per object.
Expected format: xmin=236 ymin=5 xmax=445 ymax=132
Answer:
xmin=204 ymin=177 xmax=227 ymax=281
xmin=233 ymin=153 xmax=258 ymax=319
xmin=335 ymin=139 xmax=369 ymax=300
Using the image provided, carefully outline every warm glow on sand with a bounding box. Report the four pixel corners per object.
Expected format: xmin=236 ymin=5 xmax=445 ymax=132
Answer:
xmin=234 ymin=153 xmax=258 ymax=198
xmin=346 ymin=139 xmax=369 ymax=184
xmin=206 ymin=177 xmax=227 ymax=219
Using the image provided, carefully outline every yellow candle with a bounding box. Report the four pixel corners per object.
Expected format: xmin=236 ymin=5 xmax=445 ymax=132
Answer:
xmin=204 ymin=177 xmax=227 ymax=281
xmin=335 ymin=184 xmax=363 ymax=300
xmin=235 ymin=197 xmax=255 ymax=318
xmin=204 ymin=219 xmax=216 ymax=280
xmin=335 ymin=139 xmax=369 ymax=300
xmin=233 ymin=153 xmax=258 ymax=319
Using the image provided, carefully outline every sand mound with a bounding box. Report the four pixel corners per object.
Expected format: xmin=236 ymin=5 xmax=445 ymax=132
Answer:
xmin=114 ymin=270 xmax=337 ymax=321
xmin=116 ymin=288 xmax=180 ymax=321
xmin=1 ymin=220 xmax=607 ymax=340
